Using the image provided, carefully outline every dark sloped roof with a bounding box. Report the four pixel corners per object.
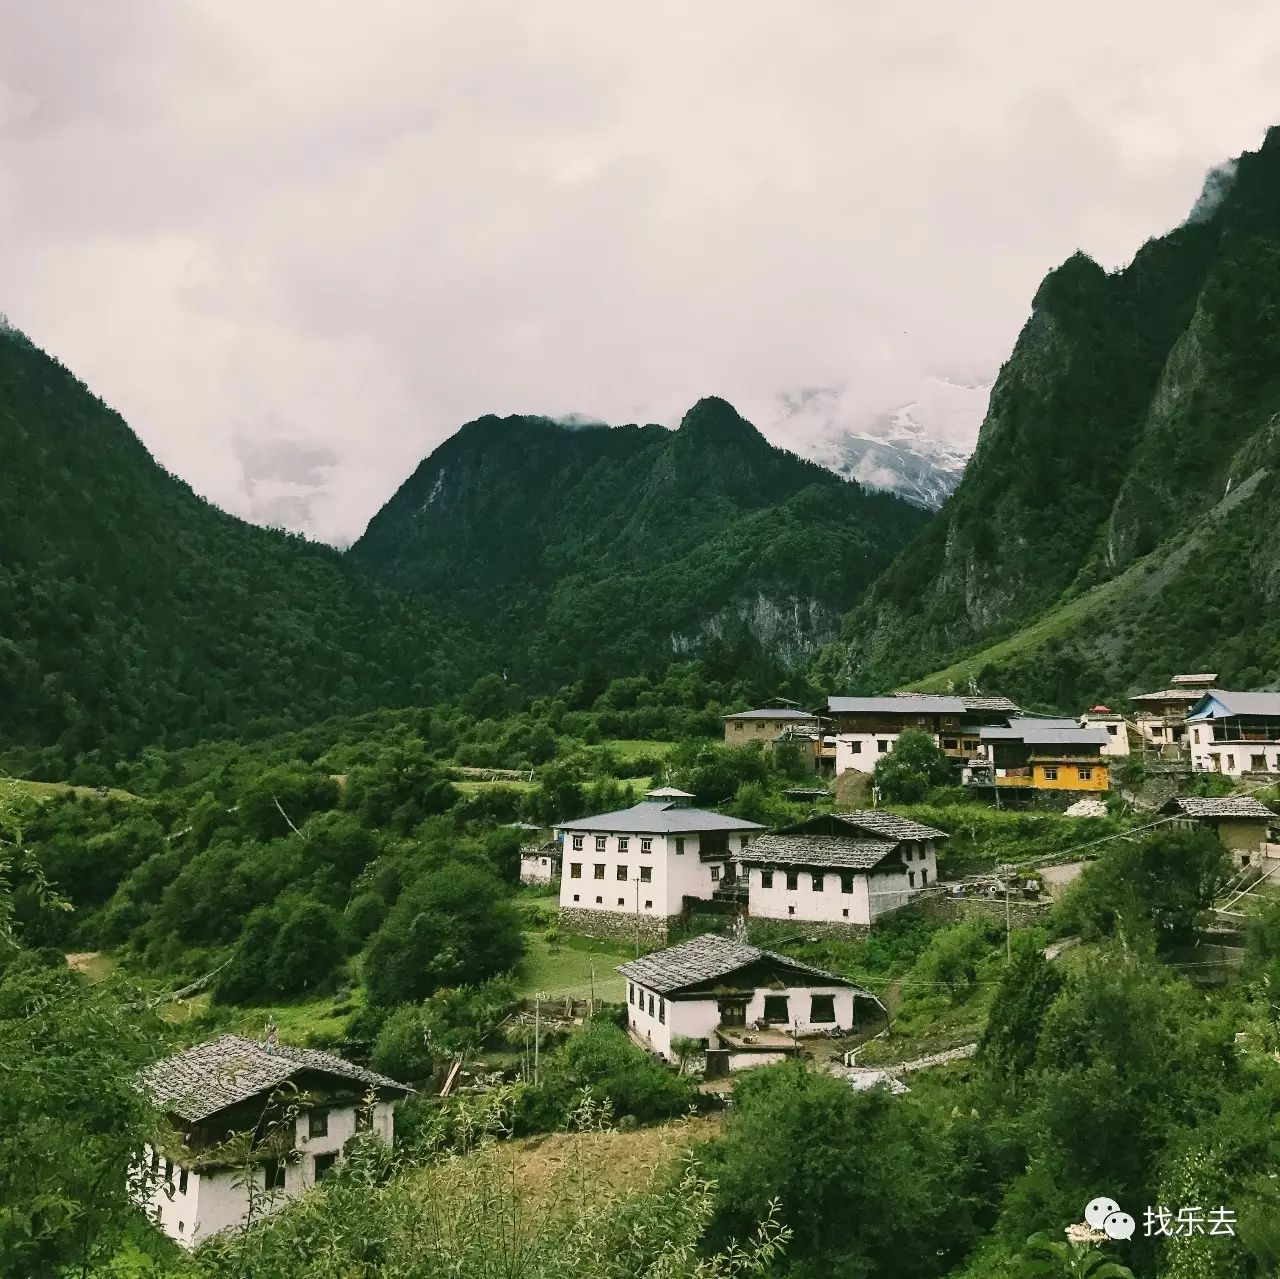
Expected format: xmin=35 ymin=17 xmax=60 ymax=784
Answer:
xmin=617 ymin=933 xmax=866 ymax=997
xmin=1163 ymin=796 xmax=1276 ymax=820
xmin=723 ymin=708 xmax=818 ymax=720
xmin=1187 ymin=690 xmax=1280 ymax=719
xmin=556 ymin=801 xmax=762 ymax=834
xmin=826 ymin=809 xmax=949 ymax=841
xmin=981 ymin=725 xmax=1109 ymax=747
xmin=139 ymin=1034 xmax=411 ymax=1124
xmin=827 ymin=695 xmax=963 ymax=715
xmin=739 ymin=832 xmax=897 ymax=869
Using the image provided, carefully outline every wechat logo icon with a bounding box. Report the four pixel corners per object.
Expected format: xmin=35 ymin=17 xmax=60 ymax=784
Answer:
xmin=1085 ymin=1196 xmax=1135 ymax=1241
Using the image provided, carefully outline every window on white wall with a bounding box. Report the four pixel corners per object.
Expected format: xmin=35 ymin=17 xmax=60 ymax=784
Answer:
xmin=572 ymin=835 xmax=584 ymax=850
xmin=761 ymin=869 xmax=773 ymax=888
xmin=812 ymin=873 xmax=824 ymax=892
xmin=786 ymin=871 xmax=798 ymax=891
xmin=810 ymin=994 xmax=836 ymax=1023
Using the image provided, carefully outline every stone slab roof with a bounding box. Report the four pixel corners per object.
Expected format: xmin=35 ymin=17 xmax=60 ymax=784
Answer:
xmin=617 ymin=933 xmax=865 ymax=997
xmin=139 ymin=1034 xmax=411 ymax=1124
xmin=826 ymin=694 xmax=1019 ymax=716
xmin=556 ymin=801 xmax=762 ymax=834
xmin=826 ymin=809 xmax=949 ymax=841
xmin=1163 ymin=796 xmax=1276 ymax=821
xmin=739 ymin=833 xmax=897 ymax=869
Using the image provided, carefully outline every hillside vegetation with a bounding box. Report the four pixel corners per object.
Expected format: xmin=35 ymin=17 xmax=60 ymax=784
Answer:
xmin=350 ymin=397 xmax=926 ymax=685
xmin=820 ymin=127 xmax=1280 ymax=706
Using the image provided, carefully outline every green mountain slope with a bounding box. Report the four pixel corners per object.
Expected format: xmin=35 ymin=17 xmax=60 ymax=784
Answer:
xmin=349 ymin=397 xmax=928 ymax=683
xmin=0 ymin=324 xmax=472 ymax=768
xmin=819 ymin=127 xmax=1280 ymax=706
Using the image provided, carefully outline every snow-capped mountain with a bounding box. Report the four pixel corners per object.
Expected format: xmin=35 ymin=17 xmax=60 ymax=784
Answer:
xmin=763 ymin=376 xmax=991 ymax=509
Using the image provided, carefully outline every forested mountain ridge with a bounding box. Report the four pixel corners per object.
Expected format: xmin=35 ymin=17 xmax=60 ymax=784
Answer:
xmin=0 ymin=324 xmax=476 ymax=770
xmin=819 ymin=126 xmax=1280 ymax=706
xmin=350 ymin=396 xmax=928 ymax=684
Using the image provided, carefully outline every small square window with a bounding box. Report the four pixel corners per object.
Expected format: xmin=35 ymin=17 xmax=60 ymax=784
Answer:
xmin=1077 ymin=767 xmax=1092 ymax=781
xmin=595 ymin=835 xmax=607 ymax=852
xmin=617 ymin=865 xmax=628 ymax=880
xmin=617 ymin=897 xmax=625 ymax=906
xmin=573 ymin=893 xmax=580 ymax=901
xmin=570 ymin=862 xmax=582 ymax=878
xmin=313 ymin=1152 xmax=337 ymax=1183
xmin=762 ymin=995 xmax=789 ymax=1023
xmin=618 ymin=837 xmax=629 ymax=852
xmin=309 ymin=1109 xmax=329 ymax=1139
xmin=595 ymin=895 xmax=602 ymax=904
xmin=711 ymin=865 xmax=721 ymax=881
xmin=644 ymin=899 xmax=653 ymax=909
xmin=810 ymin=994 xmax=836 ymax=1023
xmin=1044 ymin=766 xmax=1058 ymax=781
xmin=641 ymin=837 xmax=653 ymax=853
xmin=850 ymin=740 xmax=862 ymax=753
xmin=787 ymin=905 xmax=795 ymax=916
xmin=572 ymin=835 xmax=584 ymax=850
xmin=878 ymin=740 xmax=890 ymax=753
xmin=842 ymin=908 xmax=849 ymax=918
xmin=594 ymin=864 xmax=605 ymax=879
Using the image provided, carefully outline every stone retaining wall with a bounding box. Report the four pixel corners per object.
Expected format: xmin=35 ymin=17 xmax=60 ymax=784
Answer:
xmin=558 ymin=907 xmax=672 ymax=945
xmin=916 ymin=895 xmax=1048 ymax=926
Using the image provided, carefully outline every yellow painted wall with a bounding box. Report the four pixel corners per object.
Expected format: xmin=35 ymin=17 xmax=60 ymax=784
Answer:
xmin=1031 ymin=761 xmax=1109 ymax=792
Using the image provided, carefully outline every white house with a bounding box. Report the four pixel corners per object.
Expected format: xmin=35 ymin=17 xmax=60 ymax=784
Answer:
xmin=1186 ymin=690 xmax=1280 ymax=777
xmin=826 ymin=694 xmax=1021 ymax=774
xmin=134 ymin=1034 xmax=411 ymax=1248
xmin=519 ymin=840 xmax=562 ymax=885
xmin=738 ymin=810 xmax=946 ymax=930
xmin=1079 ymin=705 xmax=1130 ymax=757
xmin=556 ymin=790 xmax=763 ymax=942
xmin=618 ymin=933 xmax=884 ymax=1068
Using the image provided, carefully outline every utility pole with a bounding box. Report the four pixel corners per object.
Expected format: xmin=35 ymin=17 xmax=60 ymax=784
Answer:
xmin=635 ymin=880 xmax=641 ymax=958
xmin=590 ymin=967 xmax=595 ymax=1018
xmin=999 ymin=862 xmax=1012 ymax=962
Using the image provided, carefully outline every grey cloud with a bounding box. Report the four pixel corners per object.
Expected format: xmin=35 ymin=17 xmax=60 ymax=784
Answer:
xmin=1 ymin=1 xmax=1278 ymax=545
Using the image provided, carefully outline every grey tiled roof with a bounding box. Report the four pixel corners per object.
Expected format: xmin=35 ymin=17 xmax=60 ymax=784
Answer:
xmin=981 ymin=725 xmax=1109 ymax=747
xmin=139 ymin=1035 xmax=411 ymax=1124
xmin=827 ymin=810 xmax=949 ymax=841
xmin=723 ymin=708 xmax=818 ymax=720
xmin=826 ymin=694 xmax=1020 ymax=716
xmin=827 ymin=695 xmax=964 ymax=715
xmin=1164 ymin=796 xmax=1276 ymax=820
xmin=739 ymin=833 xmax=897 ymax=869
xmin=617 ymin=933 xmax=860 ymax=996
xmin=556 ymin=801 xmax=762 ymax=834
xmin=1187 ymin=690 xmax=1280 ymax=719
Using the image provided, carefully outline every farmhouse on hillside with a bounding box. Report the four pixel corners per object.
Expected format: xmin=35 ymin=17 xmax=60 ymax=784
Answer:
xmin=519 ymin=840 xmax=562 ymax=884
xmin=1129 ymin=673 xmax=1218 ymax=750
xmin=1161 ymin=795 xmax=1278 ymax=867
xmin=618 ymin=933 xmax=884 ymax=1070
xmin=134 ymin=1034 xmax=411 ymax=1248
xmin=826 ymin=693 xmax=1020 ymax=775
xmin=1186 ymin=690 xmax=1280 ymax=777
xmin=556 ymin=788 xmax=763 ymax=942
xmin=965 ymin=719 xmax=1110 ymax=794
xmin=1079 ymin=705 xmax=1131 ymax=757
xmin=737 ymin=810 xmax=946 ymax=932
xmin=722 ymin=704 xmax=819 ymax=745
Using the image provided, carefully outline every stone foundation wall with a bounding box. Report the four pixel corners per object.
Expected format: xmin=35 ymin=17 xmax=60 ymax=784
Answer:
xmin=559 ymin=907 xmax=672 ymax=945
xmin=744 ymin=917 xmax=870 ymax=944
xmin=916 ymin=895 xmax=1048 ymax=926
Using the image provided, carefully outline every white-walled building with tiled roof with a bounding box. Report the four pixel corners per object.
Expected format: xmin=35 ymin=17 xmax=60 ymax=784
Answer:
xmin=1161 ymin=794 xmax=1278 ymax=866
xmin=738 ymin=810 xmax=947 ymax=929
xmin=556 ymin=794 xmax=763 ymax=942
xmin=134 ymin=1034 xmax=411 ymax=1248
xmin=618 ymin=933 xmax=884 ymax=1065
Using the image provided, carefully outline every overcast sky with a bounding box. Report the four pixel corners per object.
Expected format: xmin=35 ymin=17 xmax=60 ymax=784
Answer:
xmin=1 ymin=3 xmax=1277 ymax=544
